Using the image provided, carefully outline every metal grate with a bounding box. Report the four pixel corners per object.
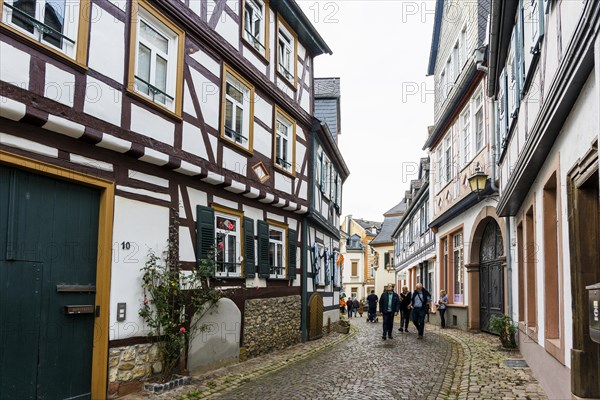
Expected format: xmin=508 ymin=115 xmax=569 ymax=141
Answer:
xmin=504 ymin=359 xmax=529 ymax=368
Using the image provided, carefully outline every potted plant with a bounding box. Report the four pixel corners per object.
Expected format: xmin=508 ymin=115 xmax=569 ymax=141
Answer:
xmin=489 ymin=314 xmax=517 ymax=349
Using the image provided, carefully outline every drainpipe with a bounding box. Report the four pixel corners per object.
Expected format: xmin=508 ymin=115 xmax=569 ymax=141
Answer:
xmin=505 ymin=216 xmax=513 ymax=319
xmin=301 ymin=218 xmax=308 ymax=342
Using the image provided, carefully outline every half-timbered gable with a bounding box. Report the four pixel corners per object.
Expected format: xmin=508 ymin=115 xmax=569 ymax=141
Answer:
xmin=0 ymin=0 xmax=332 ymax=396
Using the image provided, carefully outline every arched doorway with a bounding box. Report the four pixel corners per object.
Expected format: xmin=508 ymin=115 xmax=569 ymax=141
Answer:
xmin=308 ymin=293 xmax=323 ymax=340
xmin=479 ymin=219 xmax=504 ymax=333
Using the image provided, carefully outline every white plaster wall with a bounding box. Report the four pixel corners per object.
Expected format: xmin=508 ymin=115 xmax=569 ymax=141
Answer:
xmin=297 ymin=180 xmax=307 ymax=200
xmin=214 ymin=10 xmax=239 ymax=50
xmin=183 ymin=82 xmax=197 ymax=118
xmin=0 ymin=41 xmax=30 ymax=88
xmin=212 ymin=195 xmax=238 ymax=210
xmin=190 ymin=48 xmax=221 ymax=79
xmin=128 ymin=170 xmax=169 ymax=188
xmin=179 ymin=225 xmax=196 ymax=262
xmin=242 ymin=205 xmax=263 ymax=223
xmin=222 ymin=146 xmax=248 ymax=176
xmin=301 ymin=89 xmax=311 ymax=114
xmin=189 ymin=68 xmax=220 ymax=130
xmin=130 ymin=104 xmax=175 ymax=146
xmin=274 ymin=172 xmax=292 ymax=194
xmin=182 ymin=121 xmax=211 ymax=160
xmin=44 ymin=64 xmax=74 ymax=107
xmin=188 ymin=298 xmax=241 ymax=374
xmin=254 ymin=93 xmax=273 ymax=129
xmin=242 ymin=47 xmax=268 ymax=75
xmin=84 ymin=77 xmax=122 ymax=127
xmin=276 ymin=79 xmax=294 ymax=100
xmin=187 ymin=187 xmax=209 ymax=220
xmin=88 ymin=3 xmax=125 ymax=84
xmin=110 ymin=196 xmax=169 ymax=340
xmin=514 ymin=69 xmax=597 ymax=368
xmin=253 ymin=123 xmax=272 ymax=157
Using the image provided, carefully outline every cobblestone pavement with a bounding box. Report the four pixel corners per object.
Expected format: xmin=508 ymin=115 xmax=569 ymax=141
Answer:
xmin=127 ymin=317 xmax=548 ymax=400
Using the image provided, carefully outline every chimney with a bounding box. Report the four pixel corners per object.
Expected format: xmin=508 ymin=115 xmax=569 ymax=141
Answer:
xmin=347 ymin=215 xmax=352 ymax=233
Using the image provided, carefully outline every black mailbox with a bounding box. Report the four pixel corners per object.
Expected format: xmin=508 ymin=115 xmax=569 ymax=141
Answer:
xmin=587 ymin=283 xmax=600 ymax=344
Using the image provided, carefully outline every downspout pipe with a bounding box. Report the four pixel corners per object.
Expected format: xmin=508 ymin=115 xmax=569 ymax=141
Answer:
xmin=301 ymin=218 xmax=308 ymax=342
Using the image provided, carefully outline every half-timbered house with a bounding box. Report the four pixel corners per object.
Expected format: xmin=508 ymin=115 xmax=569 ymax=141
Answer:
xmin=304 ymin=77 xmax=348 ymax=340
xmin=0 ymin=0 xmax=333 ymax=397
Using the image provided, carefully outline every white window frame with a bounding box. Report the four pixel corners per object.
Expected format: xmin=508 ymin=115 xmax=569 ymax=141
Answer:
xmin=277 ymin=21 xmax=296 ymax=84
xmin=461 ymin=107 xmax=471 ymax=166
xmin=275 ymin=112 xmax=294 ymax=172
xmin=268 ymin=225 xmax=287 ymax=279
xmin=444 ymin=135 xmax=452 ymax=183
xmin=222 ymin=67 xmax=253 ymax=150
xmin=323 ymin=156 xmax=332 ymax=198
xmin=474 ymin=91 xmax=484 ymax=152
xmin=1 ymin=0 xmax=80 ymax=59
xmin=133 ymin=8 xmax=179 ymax=111
xmin=243 ymin=0 xmax=266 ymax=54
xmin=459 ymin=26 xmax=467 ymax=68
xmin=215 ymin=212 xmax=242 ymax=278
xmin=453 ymin=42 xmax=460 ymax=82
xmin=436 ymin=146 xmax=443 ymax=191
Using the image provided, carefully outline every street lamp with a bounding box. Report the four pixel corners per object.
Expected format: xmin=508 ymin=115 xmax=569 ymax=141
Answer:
xmin=468 ymin=163 xmax=488 ymax=196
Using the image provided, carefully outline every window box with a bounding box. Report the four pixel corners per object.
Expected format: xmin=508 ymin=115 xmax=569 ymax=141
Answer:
xmin=127 ymin=0 xmax=184 ymax=118
xmin=0 ymin=0 xmax=91 ymax=67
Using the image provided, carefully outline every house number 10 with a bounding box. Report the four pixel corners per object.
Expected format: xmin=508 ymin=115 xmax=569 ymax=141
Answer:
xmin=121 ymin=242 xmax=131 ymax=250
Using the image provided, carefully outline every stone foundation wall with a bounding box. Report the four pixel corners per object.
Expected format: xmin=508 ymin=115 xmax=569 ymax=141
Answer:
xmin=243 ymin=295 xmax=301 ymax=358
xmin=108 ymin=343 xmax=162 ymax=396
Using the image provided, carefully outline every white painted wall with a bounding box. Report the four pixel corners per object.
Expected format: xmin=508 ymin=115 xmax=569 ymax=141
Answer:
xmin=88 ymin=3 xmax=125 ymax=84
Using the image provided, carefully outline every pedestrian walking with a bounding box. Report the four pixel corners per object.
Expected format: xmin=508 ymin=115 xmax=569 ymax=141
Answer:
xmin=347 ymin=297 xmax=353 ymax=318
xmin=366 ymin=290 xmax=378 ymax=322
xmin=398 ymin=286 xmax=412 ymax=332
xmin=409 ymin=283 xmax=431 ymax=339
xmin=340 ymin=297 xmax=346 ymax=315
xmin=358 ymin=299 xmax=364 ymax=317
xmin=437 ymin=290 xmax=449 ymax=328
xmin=352 ymin=298 xmax=359 ymax=317
xmin=379 ymin=284 xmax=400 ymax=340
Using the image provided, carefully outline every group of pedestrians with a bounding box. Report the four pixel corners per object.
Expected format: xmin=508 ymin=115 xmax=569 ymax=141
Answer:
xmin=340 ymin=297 xmax=362 ymax=318
xmin=342 ymin=284 xmax=449 ymax=340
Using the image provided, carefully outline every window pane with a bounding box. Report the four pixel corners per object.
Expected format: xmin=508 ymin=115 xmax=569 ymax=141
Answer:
xmin=276 ymin=243 xmax=283 ymax=269
xmin=155 ymin=54 xmax=168 ymax=103
xmin=226 ymin=82 xmax=244 ymax=104
xmin=136 ymin=43 xmax=151 ymax=95
xmin=227 ymin=235 xmax=236 ymax=263
xmin=282 ymin=137 xmax=288 ymax=163
xmin=11 ymin=0 xmax=36 ymax=34
xmin=269 ymin=229 xmax=282 ymax=241
xmin=235 ymin=106 xmax=243 ymax=136
xmin=43 ymin=0 xmax=66 ymax=48
xmin=225 ymin=100 xmax=233 ymax=132
xmin=276 ymin=135 xmax=281 ymax=159
xmin=140 ymin=20 xmax=169 ymax=54
xmin=269 ymin=242 xmax=275 ymax=266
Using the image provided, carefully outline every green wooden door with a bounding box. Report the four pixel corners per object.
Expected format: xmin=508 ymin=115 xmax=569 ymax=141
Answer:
xmin=0 ymin=165 xmax=100 ymax=400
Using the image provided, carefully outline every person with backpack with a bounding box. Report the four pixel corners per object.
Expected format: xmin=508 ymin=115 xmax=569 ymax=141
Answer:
xmin=366 ymin=290 xmax=378 ymax=322
xmin=409 ymin=283 xmax=431 ymax=339
xmin=398 ymin=286 xmax=412 ymax=332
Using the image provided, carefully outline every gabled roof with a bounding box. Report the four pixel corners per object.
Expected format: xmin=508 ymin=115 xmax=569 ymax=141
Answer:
xmin=370 ymin=215 xmax=402 ymax=246
xmin=427 ymin=0 xmax=445 ymax=76
xmin=384 ymin=201 xmax=407 ymax=217
xmin=354 ymin=219 xmax=382 ymax=231
xmin=270 ymin=0 xmax=333 ymax=56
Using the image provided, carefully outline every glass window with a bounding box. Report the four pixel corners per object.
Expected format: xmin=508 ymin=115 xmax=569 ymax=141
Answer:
xmin=453 ymin=233 xmax=464 ymax=303
xmin=269 ymin=227 xmax=286 ymax=278
xmin=462 ymin=109 xmax=471 ymax=165
xmin=445 ymin=136 xmax=452 ymax=182
xmin=244 ymin=0 xmax=266 ymax=53
xmin=278 ymin=26 xmax=294 ymax=82
xmin=222 ymin=67 xmax=253 ymax=150
xmin=275 ymin=111 xmax=295 ymax=173
xmin=215 ymin=214 xmax=241 ymax=277
xmin=474 ymin=92 xmax=484 ymax=151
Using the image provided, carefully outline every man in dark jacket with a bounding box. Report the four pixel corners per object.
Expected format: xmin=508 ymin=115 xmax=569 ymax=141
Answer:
xmin=409 ymin=283 xmax=431 ymax=339
xmin=366 ymin=290 xmax=378 ymax=322
xmin=379 ymin=284 xmax=400 ymax=340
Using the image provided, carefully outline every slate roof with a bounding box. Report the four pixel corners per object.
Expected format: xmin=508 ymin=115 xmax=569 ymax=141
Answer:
xmin=384 ymin=201 xmax=407 ymax=216
xmin=314 ymin=77 xmax=341 ymax=98
xmin=354 ymin=219 xmax=382 ymax=231
xmin=370 ymin=215 xmax=402 ymax=245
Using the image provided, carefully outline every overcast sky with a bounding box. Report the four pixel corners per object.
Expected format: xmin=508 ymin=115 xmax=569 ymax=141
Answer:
xmin=297 ymin=0 xmax=436 ymax=222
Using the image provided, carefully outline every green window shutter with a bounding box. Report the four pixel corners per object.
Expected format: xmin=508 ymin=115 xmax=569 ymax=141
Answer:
xmin=287 ymin=229 xmax=297 ymax=280
xmin=244 ymin=217 xmax=255 ymax=278
xmin=384 ymin=252 xmax=390 ymax=268
xmin=257 ymin=220 xmax=270 ymax=277
xmin=196 ymin=205 xmax=215 ymax=267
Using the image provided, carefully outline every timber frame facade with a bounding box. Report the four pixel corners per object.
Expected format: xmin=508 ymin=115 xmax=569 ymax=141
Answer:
xmin=0 ymin=0 xmax=338 ymax=397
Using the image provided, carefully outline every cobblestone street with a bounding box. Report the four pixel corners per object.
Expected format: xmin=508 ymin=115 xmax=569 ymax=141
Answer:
xmin=129 ymin=317 xmax=548 ymax=400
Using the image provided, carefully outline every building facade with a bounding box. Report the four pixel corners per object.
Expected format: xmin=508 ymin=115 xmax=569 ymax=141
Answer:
xmin=305 ymin=77 xmax=348 ymax=339
xmin=340 ymin=216 xmax=381 ymax=301
xmin=371 ymin=202 xmax=405 ymax=296
xmin=425 ymin=0 xmax=506 ymax=333
xmin=488 ymin=0 xmax=600 ymax=398
xmin=0 ymin=0 xmax=335 ymax=397
xmin=392 ymin=159 xmax=436 ymax=300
